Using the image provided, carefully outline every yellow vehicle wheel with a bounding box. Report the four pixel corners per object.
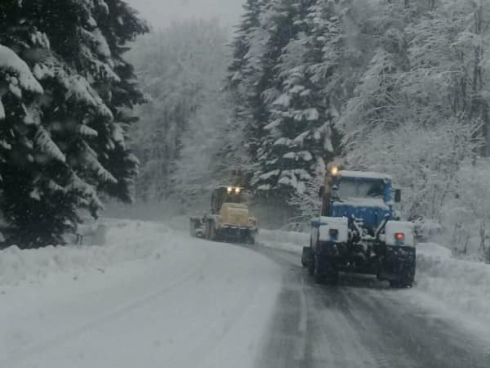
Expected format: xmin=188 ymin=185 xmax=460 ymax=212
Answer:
xmin=189 ymin=221 xmax=196 ymax=237
xmin=205 ymin=220 xmax=216 ymax=241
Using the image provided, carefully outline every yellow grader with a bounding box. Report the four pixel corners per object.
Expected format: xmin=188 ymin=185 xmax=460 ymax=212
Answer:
xmin=190 ymin=186 xmax=258 ymax=244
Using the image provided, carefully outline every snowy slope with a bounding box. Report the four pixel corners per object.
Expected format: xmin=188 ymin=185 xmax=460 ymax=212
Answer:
xmin=416 ymin=243 xmax=490 ymax=324
xmin=0 ymin=220 xmax=282 ymax=368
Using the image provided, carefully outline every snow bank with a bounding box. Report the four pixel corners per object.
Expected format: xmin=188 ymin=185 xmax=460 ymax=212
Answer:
xmin=0 ymin=219 xmax=282 ymax=368
xmin=0 ymin=220 xmax=174 ymax=287
xmin=416 ymin=243 xmax=490 ymax=324
xmin=258 ymin=229 xmax=308 ymax=254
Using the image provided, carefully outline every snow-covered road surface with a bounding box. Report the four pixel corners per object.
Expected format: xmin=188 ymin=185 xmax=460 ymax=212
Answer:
xmin=0 ymin=221 xmax=282 ymax=368
xmin=255 ymin=248 xmax=490 ymax=368
xmin=1 ymin=220 xmax=490 ymax=368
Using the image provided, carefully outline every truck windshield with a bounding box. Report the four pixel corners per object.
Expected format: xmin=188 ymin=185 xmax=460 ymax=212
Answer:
xmin=338 ymin=179 xmax=385 ymax=199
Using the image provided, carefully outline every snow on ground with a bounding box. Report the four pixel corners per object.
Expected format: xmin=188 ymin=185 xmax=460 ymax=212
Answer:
xmin=0 ymin=219 xmax=282 ymax=368
xmin=258 ymin=229 xmax=307 ymax=254
xmin=0 ymin=219 xmax=169 ymax=288
xmin=416 ymin=242 xmax=490 ymax=325
xmin=3 ymin=218 xmax=490 ymax=367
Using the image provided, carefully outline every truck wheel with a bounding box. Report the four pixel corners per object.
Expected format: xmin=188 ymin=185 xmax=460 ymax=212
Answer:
xmin=204 ymin=222 xmax=210 ymax=240
xmin=314 ymin=271 xmax=325 ymax=284
xmin=313 ymin=255 xmax=326 ymax=284
xmin=307 ymin=252 xmax=315 ymax=276
xmin=301 ymin=247 xmax=311 ymax=268
xmin=205 ymin=220 xmax=216 ymax=241
xmin=189 ymin=221 xmax=196 ymax=237
xmin=326 ymin=271 xmax=340 ymax=285
xmin=390 ymin=259 xmax=416 ymax=288
xmin=209 ymin=224 xmax=216 ymax=241
xmin=389 ymin=280 xmax=412 ymax=288
xmin=244 ymin=231 xmax=256 ymax=245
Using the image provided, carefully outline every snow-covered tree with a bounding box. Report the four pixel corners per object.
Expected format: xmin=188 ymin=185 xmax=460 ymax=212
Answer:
xmin=128 ymin=21 xmax=231 ymax=201
xmin=172 ymin=91 xmax=249 ymax=209
xmin=249 ymin=0 xmax=346 ymax=204
xmin=226 ymin=0 xmax=269 ymax=171
xmin=228 ymin=0 xmax=264 ymax=87
xmin=336 ymin=0 xmax=490 ymax=225
xmin=338 ymin=0 xmax=410 ymax=144
xmin=0 ymin=0 xmax=147 ymax=247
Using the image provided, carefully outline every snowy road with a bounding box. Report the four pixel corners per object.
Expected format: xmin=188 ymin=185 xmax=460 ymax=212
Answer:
xmin=0 ymin=224 xmax=282 ymax=368
xmin=1 ymin=221 xmax=490 ymax=368
xmin=255 ymin=247 xmax=490 ymax=368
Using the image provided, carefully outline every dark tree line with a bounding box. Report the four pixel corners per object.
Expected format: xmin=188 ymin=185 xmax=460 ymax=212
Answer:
xmin=0 ymin=0 xmax=148 ymax=247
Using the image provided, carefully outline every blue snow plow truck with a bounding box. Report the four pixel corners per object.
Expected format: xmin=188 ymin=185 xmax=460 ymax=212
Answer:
xmin=302 ymin=167 xmax=416 ymax=288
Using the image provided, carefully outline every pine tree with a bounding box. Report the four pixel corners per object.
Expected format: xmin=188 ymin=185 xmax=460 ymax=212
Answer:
xmin=251 ymin=0 xmax=342 ymax=200
xmin=228 ymin=0 xmax=264 ymax=87
xmin=226 ymin=0 xmax=269 ymax=170
xmin=0 ymin=0 xmax=148 ymax=247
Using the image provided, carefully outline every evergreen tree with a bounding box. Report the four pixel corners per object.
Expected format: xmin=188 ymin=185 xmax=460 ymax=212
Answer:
xmin=228 ymin=0 xmax=264 ymax=87
xmin=226 ymin=0 xmax=270 ymax=169
xmin=0 ymin=0 xmax=147 ymax=247
xmin=251 ymin=0 xmax=343 ymax=199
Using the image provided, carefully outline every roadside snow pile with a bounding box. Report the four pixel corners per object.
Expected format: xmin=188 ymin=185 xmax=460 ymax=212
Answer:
xmin=0 ymin=220 xmax=176 ymax=287
xmin=258 ymin=229 xmax=308 ymax=254
xmin=416 ymin=243 xmax=490 ymax=323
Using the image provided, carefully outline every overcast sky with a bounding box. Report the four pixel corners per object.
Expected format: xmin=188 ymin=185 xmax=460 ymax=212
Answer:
xmin=126 ymin=0 xmax=245 ymax=29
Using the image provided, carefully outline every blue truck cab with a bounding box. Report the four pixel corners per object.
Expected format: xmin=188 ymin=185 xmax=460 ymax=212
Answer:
xmin=304 ymin=168 xmax=416 ymax=288
xmin=326 ymin=170 xmax=397 ymax=231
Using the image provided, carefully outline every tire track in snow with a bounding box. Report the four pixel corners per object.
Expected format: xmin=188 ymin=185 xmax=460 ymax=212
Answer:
xmin=253 ymin=245 xmax=490 ymax=368
xmin=345 ymin=288 xmax=490 ymax=368
xmin=0 ymin=252 xmax=211 ymax=367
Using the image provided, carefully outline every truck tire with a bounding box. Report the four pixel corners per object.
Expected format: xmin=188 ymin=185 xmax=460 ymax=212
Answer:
xmin=189 ymin=220 xmax=196 ymax=237
xmin=314 ymin=268 xmax=325 ymax=284
xmin=389 ymin=279 xmax=413 ymax=288
xmin=243 ymin=230 xmax=256 ymax=245
xmin=307 ymin=252 xmax=315 ymax=276
xmin=313 ymin=254 xmax=326 ymax=284
xmin=313 ymin=249 xmax=339 ymax=285
xmin=205 ymin=220 xmax=216 ymax=241
xmin=301 ymin=247 xmax=311 ymax=268
xmin=389 ymin=263 xmax=415 ymax=288
xmin=326 ymin=271 xmax=340 ymax=285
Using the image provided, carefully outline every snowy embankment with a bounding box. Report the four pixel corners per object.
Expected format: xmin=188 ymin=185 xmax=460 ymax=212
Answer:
xmin=0 ymin=219 xmax=282 ymax=368
xmin=259 ymin=230 xmax=490 ymax=324
xmin=258 ymin=229 xmax=309 ymax=253
xmin=0 ymin=219 xmax=170 ymax=288
xmin=416 ymin=243 xmax=490 ymax=324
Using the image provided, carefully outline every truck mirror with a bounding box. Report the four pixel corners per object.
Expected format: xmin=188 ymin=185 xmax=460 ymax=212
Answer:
xmin=394 ymin=189 xmax=402 ymax=203
xmin=318 ymin=185 xmax=325 ymax=198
